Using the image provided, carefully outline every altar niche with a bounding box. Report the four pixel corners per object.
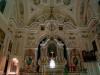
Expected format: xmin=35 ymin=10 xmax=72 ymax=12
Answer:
xmin=36 ymin=37 xmax=68 ymax=74
xmin=47 ymin=40 xmax=57 ymax=58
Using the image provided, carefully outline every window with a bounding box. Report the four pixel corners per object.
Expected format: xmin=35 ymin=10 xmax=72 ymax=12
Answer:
xmin=48 ymin=42 xmax=57 ymax=57
xmin=0 ymin=0 xmax=6 ymax=13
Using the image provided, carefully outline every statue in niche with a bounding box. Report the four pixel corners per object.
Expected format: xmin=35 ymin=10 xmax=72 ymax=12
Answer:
xmin=47 ymin=42 xmax=57 ymax=58
xmin=63 ymin=0 xmax=71 ymax=5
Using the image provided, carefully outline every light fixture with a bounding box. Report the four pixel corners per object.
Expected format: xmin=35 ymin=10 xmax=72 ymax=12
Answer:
xmin=12 ymin=58 xmax=19 ymax=65
xmin=49 ymin=59 xmax=55 ymax=68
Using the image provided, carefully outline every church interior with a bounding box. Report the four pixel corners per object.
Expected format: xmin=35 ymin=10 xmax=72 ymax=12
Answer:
xmin=0 ymin=0 xmax=100 ymax=75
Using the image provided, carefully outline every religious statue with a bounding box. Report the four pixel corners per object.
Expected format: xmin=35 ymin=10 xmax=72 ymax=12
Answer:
xmin=25 ymin=56 xmax=33 ymax=65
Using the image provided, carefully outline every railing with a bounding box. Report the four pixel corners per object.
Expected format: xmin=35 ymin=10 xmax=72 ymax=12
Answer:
xmin=20 ymin=72 xmax=87 ymax=75
xmin=20 ymin=67 xmax=87 ymax=75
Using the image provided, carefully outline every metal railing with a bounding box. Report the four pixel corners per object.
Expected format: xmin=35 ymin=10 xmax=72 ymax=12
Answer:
xmin=19 ymin=67 xmax=87 ymax=75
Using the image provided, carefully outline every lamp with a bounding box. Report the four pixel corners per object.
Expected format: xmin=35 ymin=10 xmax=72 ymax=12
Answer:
xmin=12 ymin=58 xmax=19 ymax=66
xmin=49 ymin=52 xmax=55 ymax=68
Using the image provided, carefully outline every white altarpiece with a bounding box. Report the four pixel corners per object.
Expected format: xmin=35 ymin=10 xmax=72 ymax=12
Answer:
xmin=38 ymin=39 xmax=67 ymax=75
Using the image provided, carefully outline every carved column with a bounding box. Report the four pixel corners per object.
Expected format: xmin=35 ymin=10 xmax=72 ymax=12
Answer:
xmin=39 ymin=43 xmax=46 ymax=74
xmin=3 ymin=33 xmax=10 ymax=56
xmin=58 ymin=43 xmax=65 ymax=64
xmin=34 ymin=48 xmax=38 ymax=64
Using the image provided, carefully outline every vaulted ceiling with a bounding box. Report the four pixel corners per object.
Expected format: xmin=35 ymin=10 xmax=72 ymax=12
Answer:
xmin=4 ymin=0 xmax=99 ymax=29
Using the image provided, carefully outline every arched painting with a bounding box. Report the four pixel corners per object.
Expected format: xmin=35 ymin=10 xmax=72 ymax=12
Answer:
xmin=23 ymin=49 xmax=35 ymax=72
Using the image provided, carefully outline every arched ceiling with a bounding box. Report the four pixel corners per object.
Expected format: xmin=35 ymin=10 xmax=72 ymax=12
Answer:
xmin=27 ymin=6 xmax=76 ymax=26
xmin=12 ymin=0 xmax=99 ymax=28
xmin=23 ymin=0 xmax=77 ymax=27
